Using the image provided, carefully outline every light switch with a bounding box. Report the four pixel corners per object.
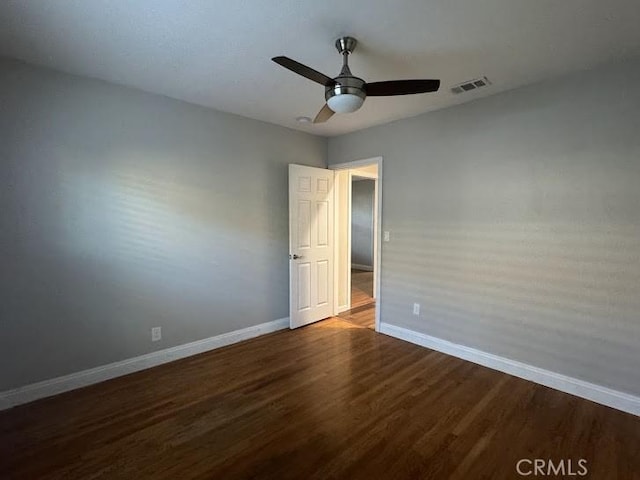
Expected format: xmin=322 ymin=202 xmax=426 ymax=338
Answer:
xmin=383 ymin=231 xmax=390 ymax=242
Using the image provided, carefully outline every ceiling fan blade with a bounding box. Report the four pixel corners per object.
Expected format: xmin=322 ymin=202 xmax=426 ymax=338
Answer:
xmin=272 ymin=56 xmax=336 ymax=87
xmin=313 ymin=104 xmax=334 ymax=123
xmin=366 ymin=79 xmax=440 ymax=96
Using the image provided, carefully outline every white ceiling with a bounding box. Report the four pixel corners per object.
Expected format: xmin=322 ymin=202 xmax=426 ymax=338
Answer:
xmin=1 ymin=0 xmax=639 ymax=137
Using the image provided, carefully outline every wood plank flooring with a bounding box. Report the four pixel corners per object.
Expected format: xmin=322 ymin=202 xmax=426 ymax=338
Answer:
xmin=1 ymin=318 xmax=639 ymax=479
xmin=350 ymin=269 xmax=374 ymax=309
xmin=338 ymin=303 xmax=375 ymax=329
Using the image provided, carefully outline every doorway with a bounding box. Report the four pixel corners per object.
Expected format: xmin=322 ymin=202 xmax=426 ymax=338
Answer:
xmin=350 ymin=177 xmax=375 ymax=311
xmin=287 ymin=158 xmax=382 ymax=331
xmin=330 ymin=158 xmax=381 ymax=331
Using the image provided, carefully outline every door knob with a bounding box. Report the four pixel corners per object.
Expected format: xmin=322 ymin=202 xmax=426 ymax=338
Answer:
xmin=290 ymin=254 xmax=303 ymax=259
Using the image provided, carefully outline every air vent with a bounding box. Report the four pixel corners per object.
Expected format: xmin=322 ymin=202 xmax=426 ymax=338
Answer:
xmin=451 ymin=76 xmax=491 ymax=95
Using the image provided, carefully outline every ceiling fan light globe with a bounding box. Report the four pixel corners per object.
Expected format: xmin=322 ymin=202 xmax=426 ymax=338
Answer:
xmin=327 ymin=94 xmax=364 ymax=113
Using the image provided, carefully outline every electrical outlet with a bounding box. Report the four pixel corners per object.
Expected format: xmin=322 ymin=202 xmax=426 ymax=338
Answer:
xmin=151 ymin=326 xmax=162 ymax=342
xmin=413 ymin=303 xmax=420 ymax=316
xmin=383 ymin=231 xmax=390 ymax=242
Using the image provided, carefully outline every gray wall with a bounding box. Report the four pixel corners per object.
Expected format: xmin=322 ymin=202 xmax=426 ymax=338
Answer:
xmin=0 ymin=58 xmax=326 ymax=391
xmin=351 ymin=179 xmax=374 ymax=268
xmin=329 ymin=58 xmax=640 ymax=397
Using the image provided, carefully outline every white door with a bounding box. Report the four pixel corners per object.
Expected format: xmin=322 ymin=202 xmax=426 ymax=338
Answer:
xmin=289 ymin=164 xmax=334 ymax=329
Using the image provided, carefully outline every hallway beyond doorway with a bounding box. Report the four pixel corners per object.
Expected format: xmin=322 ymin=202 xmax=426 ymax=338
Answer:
xmin=339 ymin=268 xmax=375 ymax=329
xmin=350 ymin=269 xmax=374 ymax=308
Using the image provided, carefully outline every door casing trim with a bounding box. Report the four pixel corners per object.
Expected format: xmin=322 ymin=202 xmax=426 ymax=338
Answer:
xmin=330 ymin=156 xmax=383 ymax=332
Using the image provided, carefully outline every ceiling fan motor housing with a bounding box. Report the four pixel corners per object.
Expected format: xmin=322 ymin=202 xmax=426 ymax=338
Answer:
xmin=325 ymin=76 xmax=366 ymax=113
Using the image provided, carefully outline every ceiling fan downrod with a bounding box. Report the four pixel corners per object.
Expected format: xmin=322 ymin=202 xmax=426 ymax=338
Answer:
xmin=336 ymin=36 xmax=357 ymax=76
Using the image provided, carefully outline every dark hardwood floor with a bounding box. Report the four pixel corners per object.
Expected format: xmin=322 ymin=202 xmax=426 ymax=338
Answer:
xmin=338 ymin=303 xmax=375 ymax=329
xmin=1 ymin=318 xmax=639 ymax=479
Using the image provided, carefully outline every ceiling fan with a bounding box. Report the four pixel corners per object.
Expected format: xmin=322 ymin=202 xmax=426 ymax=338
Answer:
xmin=272 ymin=36 xmax=440 ymax=123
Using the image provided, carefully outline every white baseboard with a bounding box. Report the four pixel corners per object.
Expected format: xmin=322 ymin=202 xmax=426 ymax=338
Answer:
xmin=351 ymin=263 xmax=374 ymax=272
xmin=379 ymin=322 xmax=640 ymax=417
xmin=0 ymin=317 xmax=289 ymax=411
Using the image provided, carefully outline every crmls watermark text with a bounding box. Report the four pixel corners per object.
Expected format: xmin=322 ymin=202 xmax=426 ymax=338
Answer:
xmin=516 ymin=459 xmax=588 ymax=476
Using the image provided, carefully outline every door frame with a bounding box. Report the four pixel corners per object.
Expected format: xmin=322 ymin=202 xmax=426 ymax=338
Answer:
xmin=330 ymin=156 xmax=383 ymax=332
